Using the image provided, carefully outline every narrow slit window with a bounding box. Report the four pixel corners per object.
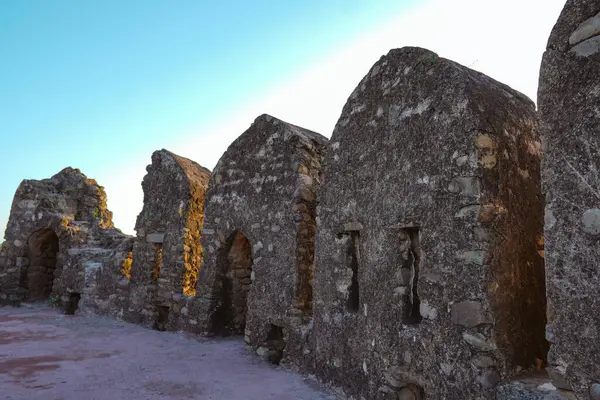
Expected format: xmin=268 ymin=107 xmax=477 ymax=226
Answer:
xmin=402 ymin=227 xmax=422 ymax=324
xmin=347 ymin=231 xmax=360 ymax=312
xmin=152 ymin=243 xmax=163 ymax=283
xmin=64 ymin=292 xmax=81 ymax=315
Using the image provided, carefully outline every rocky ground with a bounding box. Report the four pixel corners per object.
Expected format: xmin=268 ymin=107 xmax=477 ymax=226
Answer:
xmin=0 ymin=304 xmax=337 ymax=400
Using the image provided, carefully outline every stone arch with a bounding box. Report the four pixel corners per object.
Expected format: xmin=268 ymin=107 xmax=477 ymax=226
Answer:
xmin=24 ymin=228 xmax=59 ymax=301
xmin=210 ymin=231 xmax=254 ymax=335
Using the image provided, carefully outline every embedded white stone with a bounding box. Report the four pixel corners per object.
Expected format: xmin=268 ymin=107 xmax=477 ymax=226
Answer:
xmin=571 ymin=36 xmax=600 ymax=57
xmin=419 ymin=300 xmax=437 ymax=320
xmin=569 ymin=12 xmax=600 ymax=45
xmin=582 ymin=209 xmax=600 ymax=237
xmin=462 ymin=332 xmax=497 ymax=351
xmin=399 ymin=98 xmax=432 ymax=120
xmin=545 ymin=208 xmax=557 ymax=229
xmin=456 ymin=155 xmax=469 ymax=166
xmin=537 ymin=382 xmax=557 ymax=392
xmin=252 ymin=242 xmax=263 ymax=253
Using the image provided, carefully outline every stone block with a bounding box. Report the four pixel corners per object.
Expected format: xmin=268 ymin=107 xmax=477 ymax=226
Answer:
xmin=146 ymin=233 xmax=165 ymax=243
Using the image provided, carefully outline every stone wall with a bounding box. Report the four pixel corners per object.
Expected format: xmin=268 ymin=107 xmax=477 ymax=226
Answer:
xmin=2 ymin=18 xmax=600 ymax=397
xmin=538 ymin=1 xmax=600 ymax=397
xmin=126 ymin=149 xmax=210 ymax=330
xmin=193 ymin=114 xmax=327 ymax=369
xmin=81 ymin=236 xmax=134 ymax=318
xmin=0 ymin=167 xmax=130 ymax=314
xmin=312 ymin=47 xmax=547 ymax=399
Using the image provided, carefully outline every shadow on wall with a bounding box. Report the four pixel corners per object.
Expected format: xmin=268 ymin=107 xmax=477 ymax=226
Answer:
xmin=23 ymin=229 xmax=59 ymax=302
xmin=210 ymin=231 xmax=254 ymax=336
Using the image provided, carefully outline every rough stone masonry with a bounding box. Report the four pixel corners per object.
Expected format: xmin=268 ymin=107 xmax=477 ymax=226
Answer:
xmin=313 ymin=47 xmax=547 ymax=399
xmin=126 ymin=149 xmax=210 ymax=330
xmin=538 ymin=0 xmax=600 ymax=397
xmin=3 ymin=10 xmax=600 ymax=397
xmin=194 ymin=114 xmax=327 ymax=369
xmin=0 ymin=168 xmax=129 ymax=312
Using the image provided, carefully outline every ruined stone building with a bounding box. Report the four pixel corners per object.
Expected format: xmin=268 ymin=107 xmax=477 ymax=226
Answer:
xmin=1 ymin=1 xmax=600 ymax=398
xmin=0 ymin=168 xmax=130 ymax=313
xmin=193 ymin=114 xmax=327 ymax=368
xmin=538 ymin=0 xmax=600 ymax=398
xmin=313 ymin=47 xmax=546 ymax=400
xmin=126 ymin=149 xmax=210 ymax=330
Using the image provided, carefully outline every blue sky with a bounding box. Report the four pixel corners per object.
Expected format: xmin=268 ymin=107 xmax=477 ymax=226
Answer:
xmin=0 ymin=0 xmax=566 ymax=237
xmin=0 ymin=0 xmax=417 ymax=236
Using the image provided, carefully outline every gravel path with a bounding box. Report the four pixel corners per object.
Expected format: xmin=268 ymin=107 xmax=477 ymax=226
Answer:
xmin=0 ymin=304 xmax=338 ymax=400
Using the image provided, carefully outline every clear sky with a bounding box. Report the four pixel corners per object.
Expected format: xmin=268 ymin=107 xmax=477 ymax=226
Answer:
xmin=0 ymin=0 xmax=567 ymax=237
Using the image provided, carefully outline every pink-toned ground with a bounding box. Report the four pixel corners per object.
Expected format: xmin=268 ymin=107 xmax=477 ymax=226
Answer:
xmin=0 ymin=305 xmax=337 ymax=400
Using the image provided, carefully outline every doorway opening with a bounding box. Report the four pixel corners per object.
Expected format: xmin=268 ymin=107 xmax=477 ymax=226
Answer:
xmin=25 ymin=229 xmax=59 ymax=301
xmin=265 ymin=324 xmax=286 ymax=365
xmin=153 ymin=305 xmax=169 ymax=331
xmin=211 ymin=231 xmax=253 ymax=335
xmin=64 ymin=292 xmax=81 ymax=315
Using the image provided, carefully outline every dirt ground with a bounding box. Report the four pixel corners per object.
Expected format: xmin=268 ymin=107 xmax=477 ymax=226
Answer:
xmin=0 ymin=304 xmax=338 ymax=400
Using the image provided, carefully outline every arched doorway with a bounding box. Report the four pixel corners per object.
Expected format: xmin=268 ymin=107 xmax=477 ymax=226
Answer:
xmin=211 ymin=231 xmax=253 ymax=335
xmin=25 ymin=229 xmax=59 ymax=301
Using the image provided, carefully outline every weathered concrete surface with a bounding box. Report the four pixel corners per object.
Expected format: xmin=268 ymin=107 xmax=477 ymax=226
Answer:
xmin=0 ymin=168 xmax=130 ymax=314
xmin=313 ymin=47 xmax=546 ymax=399
xmin=127 ymin=149 xmax=210 ymax=330
xmin=194 ymin=114 xmax=327 ymax=370
xmin=538 ymin=1 xmax=600 ymax=396
xmin=0 ymin=304 xmax=336 ymax=400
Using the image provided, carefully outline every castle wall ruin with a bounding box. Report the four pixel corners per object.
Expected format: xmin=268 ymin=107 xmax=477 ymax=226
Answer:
xmin=193 ymin=114 xmax=327 ymax=368
xmin=1 ymin=6 xmax=600 ymax=395
xmin=0 ymin=168 xmax=129 ymax=313
xmin=126 ymin=149 xmax=210 ymax=330
xmin=312 ymin=47 xmax=547 ymax=399
xmin=538 ymin=0 xmax=600 ymax=397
